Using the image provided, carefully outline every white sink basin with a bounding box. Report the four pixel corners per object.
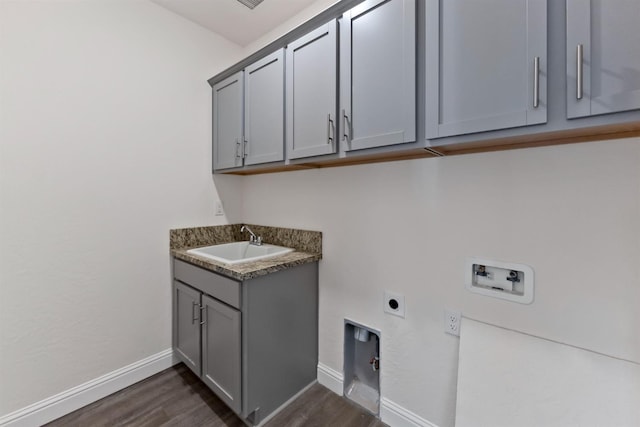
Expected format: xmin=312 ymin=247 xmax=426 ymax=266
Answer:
xmin=187 ymin=241 xmax=294 ymax=265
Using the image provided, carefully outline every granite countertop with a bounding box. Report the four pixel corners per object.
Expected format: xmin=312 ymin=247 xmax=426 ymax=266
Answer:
xmin=170 ymin=224 xmax=322 ymax=281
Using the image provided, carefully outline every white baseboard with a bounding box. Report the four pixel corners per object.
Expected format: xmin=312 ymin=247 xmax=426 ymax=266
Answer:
xmin=255 ymin=380 xmax=317 ymax=427
xmin=317 ymin=363 xmax=437 ymax=427
xmin=0 ymin=348 xmax=177 ymax=427
xmin=317 ymin=363 xmax=344 ymax=395
xmin=380 ymin=397 xmax=439 ymax=427
xmin=1 ymin=355 xmax=437 ymax=427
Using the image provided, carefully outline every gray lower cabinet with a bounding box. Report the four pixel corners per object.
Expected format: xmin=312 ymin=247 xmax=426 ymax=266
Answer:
xmin=425 ymin=0 xmax=547 ymax=138
xmin=174 ymin=281 xmax=202 ymax=376
xmin=286 ymin=21 xmax=338 ymax=160
xmin=244 ymin=49 xmax=285 ymax=165
xmin=172 ymin=258 xmax=318 ymax=425
xmin=213 ymin=72 xmax=244 ymax=171
xmin=566 ymin=0 xmax=640 ymax=119
xmin=201 ymin=294 xmax=242 ymax=413
xmin=340 ymin=0 xmax=416 ymax=152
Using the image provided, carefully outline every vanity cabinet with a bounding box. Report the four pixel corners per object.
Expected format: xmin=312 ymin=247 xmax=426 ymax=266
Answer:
xmin=339 ymin=0 xmax=416 ymax=152
xmin=425 ymin=0 xmax=547 ymax=138
xmin=286 ymin=21 xmax=338 ymax=160
xmin=174 ymin=281 xmax=242 ymax=412
xmin=213 ymin=72 xmax=243 ymax=171
xmin=172 ymin=258 xmax=318 ymax=425
xmin=566 ymin=0 xmax=640 ymax=119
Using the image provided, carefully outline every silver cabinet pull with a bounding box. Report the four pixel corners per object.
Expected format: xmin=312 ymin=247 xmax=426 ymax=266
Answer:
xmin=327 ymin=114 xmax=335 ymax=145
xmin=199 ymin=305 xmax=206 ymax=325
xmin=192 ymin=301 xmax=199 ymax=324
xmin=576 ymin=44 xmax=583 ymax=100
xmin=342 ymin=109 xmax=352 ymax=143
xmin=235 ymin=138 xmax=241 ymax=159
xmin=533 ymin=56 xmax=540 ymax=109
xmin=243 ymin=138 xmax=248 ymax=158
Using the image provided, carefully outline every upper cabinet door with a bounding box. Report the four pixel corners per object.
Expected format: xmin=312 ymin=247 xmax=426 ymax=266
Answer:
xmin=426 ymin=0 xmax=547 ymax=139
xmin=286 ymin=21 xmax=338 ymax=160
xmin=213 ymin=72 xmax=243 ymax=171
xmin=340 ymin=0 xmax=416 ymax=152
xmin=244 ymin=49 xmax=285 ymax=165
xmin=566 ymin=0 xmax=640 ymax=119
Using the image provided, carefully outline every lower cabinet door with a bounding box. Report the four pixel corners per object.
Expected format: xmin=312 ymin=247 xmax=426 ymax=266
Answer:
xmin=201 ymin=294 xmax=242 ymax=414
xmin=173 ymin=281 xmax=202 ymax=376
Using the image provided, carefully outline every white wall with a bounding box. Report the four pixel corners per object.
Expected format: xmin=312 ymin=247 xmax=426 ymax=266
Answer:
xmin=241 ymin=139 xmax=640 ymax=427
xmin=0 ymin=0 xmax=242 ymax=415
xmin=2 ymin=1 xmax=639 ymax=425
xmin=241 ymin=0 xmax=339 ymax=56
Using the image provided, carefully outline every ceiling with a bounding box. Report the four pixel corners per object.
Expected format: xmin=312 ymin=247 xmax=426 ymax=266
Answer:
xmin=150 ymin=0 xmax=322 ymax=47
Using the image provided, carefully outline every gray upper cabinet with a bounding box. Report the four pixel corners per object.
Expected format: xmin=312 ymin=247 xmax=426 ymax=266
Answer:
xmin=566 ymin=0 xmax=640 ymax=119
xmin=244 ymin=49 xmax=285 ymax=165
xmin=425 ymin=0 xmax=547 ymax=139
xmin=173 ymin=281 xmax=201 ymax=377
xmin=213 ymin=72 xmax=243 ymax=171
xmin=201 ymin=294 xmax=242 ymax=414
xmin=340 ymin=0 xmax=416 ymax=152
xmin=286 ymin=21 xmax=338 ymax=160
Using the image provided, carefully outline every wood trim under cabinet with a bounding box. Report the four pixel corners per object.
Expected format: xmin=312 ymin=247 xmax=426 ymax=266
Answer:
xmin=438 ymin=121 xmax=640 ymax=156
xmin=219 ymin=121 xmax=640 ymax=175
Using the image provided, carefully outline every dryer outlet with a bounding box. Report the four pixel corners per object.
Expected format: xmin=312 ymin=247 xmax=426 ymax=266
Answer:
xmin=383 ymin=291 xmax=405 ymax=318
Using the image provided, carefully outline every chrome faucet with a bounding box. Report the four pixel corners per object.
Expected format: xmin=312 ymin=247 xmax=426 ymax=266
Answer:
xmin=241 ymin=225 xmax=262 ymax=246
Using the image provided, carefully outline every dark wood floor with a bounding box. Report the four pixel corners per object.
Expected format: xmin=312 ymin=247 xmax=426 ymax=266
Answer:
xmin=45 ymin=364 xmax=387 ymax=427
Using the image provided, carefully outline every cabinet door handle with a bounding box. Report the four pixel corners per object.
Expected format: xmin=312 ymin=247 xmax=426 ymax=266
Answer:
xmin=235 ymin=138 xmax=242 ymax=159
xmin=243 ymin=138 xmax=248 ymax=158
xmin=533 ymin=56 xmax=540 ymax=109
xmin=342 ymin=109 xmax=352 ymax=143
xmin=199 ymin=305 xmax=206 ymax=325
xmin=327 ymin=114 xmax=335 ymax=145
xmin=576 ymin=44 xmax=583 ymax=100
xmin=191 ymin=301 xmax=199 ymax=324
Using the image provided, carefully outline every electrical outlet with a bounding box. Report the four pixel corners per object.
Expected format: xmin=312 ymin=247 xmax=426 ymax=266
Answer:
xmin=444 ymin=309 xmax=461 ymax=336
xmin=383 ymin=291 xmax=405 ymax=318
xmin=215 ymin=200 xmax=224 ymax=216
